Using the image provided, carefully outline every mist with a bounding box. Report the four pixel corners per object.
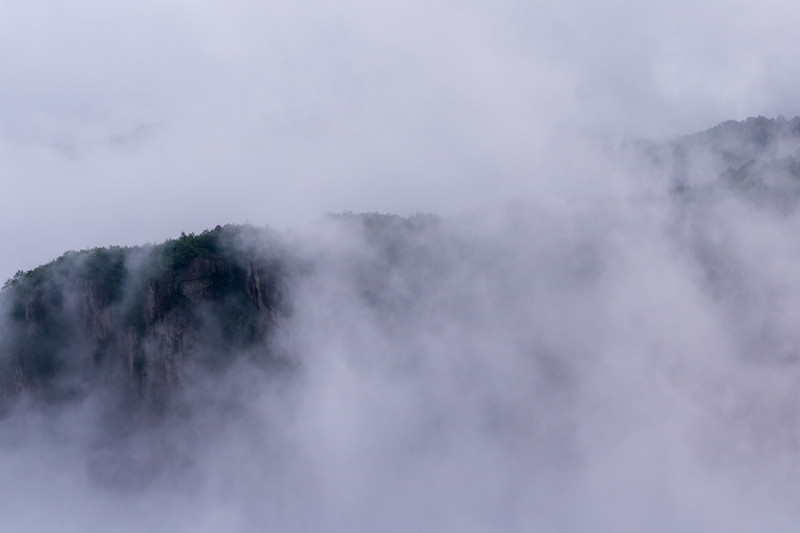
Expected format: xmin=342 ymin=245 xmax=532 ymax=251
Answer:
xmin=3 ymin=170 xmax=800 ymax=531
xmin=4 ymin=0 xmax=800 ymax=280
xmin=4 ymin=0 xmax=800 ymax=530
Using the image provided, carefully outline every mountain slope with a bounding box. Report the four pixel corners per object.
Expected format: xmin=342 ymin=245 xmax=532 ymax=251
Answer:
xmin=0 ymin=224 xmax=289 ymax=406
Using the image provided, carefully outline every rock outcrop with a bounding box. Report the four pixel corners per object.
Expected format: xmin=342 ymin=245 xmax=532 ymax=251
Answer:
xmin=0 ymin=225 xmax=288 ymax=407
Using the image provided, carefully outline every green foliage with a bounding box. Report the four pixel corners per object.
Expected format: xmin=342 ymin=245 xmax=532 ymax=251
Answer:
xmin=1 ymin=270 xmax=27 ymax=291
xmin=160 ymin=226 xmax=224 ymax=270
xmin=82 ymin=247 xmax=128 ymax=302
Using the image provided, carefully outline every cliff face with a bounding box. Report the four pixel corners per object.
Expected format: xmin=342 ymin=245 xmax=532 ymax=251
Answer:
xmin=0 ymin=225 xmax=288 ymax=406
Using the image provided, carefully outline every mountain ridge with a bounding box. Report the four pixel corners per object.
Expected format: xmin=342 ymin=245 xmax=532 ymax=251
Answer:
xmin=0 ymin=224 xmax=290 ymax=408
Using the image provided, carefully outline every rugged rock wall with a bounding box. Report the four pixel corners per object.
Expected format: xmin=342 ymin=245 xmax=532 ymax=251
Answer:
xmin=0 ymin=225 xmax=288 ymax=406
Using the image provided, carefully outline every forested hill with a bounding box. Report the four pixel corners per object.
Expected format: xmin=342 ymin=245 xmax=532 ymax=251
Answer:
xmin=0 ymin=214 xmax=439 ymax=410
xmin=0 ymin=224 xmax=290 ymax=406
xmin=631 ymin=115 xmax=800 ymax=200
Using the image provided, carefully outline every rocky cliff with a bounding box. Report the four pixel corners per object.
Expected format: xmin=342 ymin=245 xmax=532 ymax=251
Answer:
xmin=0 ymin=225 xmax=289 ymax=408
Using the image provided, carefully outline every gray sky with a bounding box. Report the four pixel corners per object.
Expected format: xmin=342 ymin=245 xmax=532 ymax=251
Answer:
xmin=2 ymin=0 xmax=800 ymax=280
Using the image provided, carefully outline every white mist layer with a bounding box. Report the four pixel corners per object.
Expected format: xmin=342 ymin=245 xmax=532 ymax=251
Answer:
xmin=3 ymin=184 xmax=800 ymax=531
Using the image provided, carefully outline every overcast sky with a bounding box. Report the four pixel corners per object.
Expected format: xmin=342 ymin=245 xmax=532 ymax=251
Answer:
xmin=3 ymin=0 xmax=800 ymax=280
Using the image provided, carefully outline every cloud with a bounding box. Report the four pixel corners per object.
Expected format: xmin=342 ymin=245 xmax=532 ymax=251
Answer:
xmin=3 ymin=0 xmax=799 ymax=280
xmin=3 ymin=4 xmax=800 ymax=528
xmin=4 ymin=197 xmax=800 ymax=531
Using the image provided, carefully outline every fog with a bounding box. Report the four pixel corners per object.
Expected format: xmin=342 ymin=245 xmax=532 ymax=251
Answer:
xmin=4 ymin=0 xmax=800 ymax=280
xmin=3 ymin=0 xmax=800 ymax=531
xmin=3 ymin=183 xmax=800 ymax=531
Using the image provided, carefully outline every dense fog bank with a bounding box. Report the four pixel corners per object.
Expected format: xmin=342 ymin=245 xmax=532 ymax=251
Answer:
xmin=4 ymin=118 xmax=800 ymax=531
